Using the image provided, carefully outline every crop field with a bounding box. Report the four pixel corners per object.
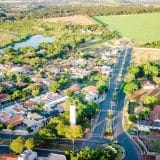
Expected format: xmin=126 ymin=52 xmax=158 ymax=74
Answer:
xmin=0 ymin=31 xmax=17 ymax=46
xmin=43 ymin=15 xmax=96 ymax=25
xmin=132 ymin=48 xmax=160 ymax=64
xmin=94 ymin=13 xmax=160 ymax=43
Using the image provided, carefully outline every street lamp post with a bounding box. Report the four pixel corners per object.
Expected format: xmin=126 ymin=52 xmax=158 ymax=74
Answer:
xmin=72 ymin=139 xmax=75 ymax=152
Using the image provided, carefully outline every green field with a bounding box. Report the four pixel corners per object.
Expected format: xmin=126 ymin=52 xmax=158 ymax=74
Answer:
xmin=94 ymin=13 xmax=160 ymax=43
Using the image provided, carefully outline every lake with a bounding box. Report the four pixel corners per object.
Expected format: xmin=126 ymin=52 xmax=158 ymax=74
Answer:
xmin=0 ymin=35 xmax=54 ymax=54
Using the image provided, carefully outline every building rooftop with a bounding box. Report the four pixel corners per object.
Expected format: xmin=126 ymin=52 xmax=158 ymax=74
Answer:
xmin=0 ymin=154 xmax=18 ymax=160
xmin=6 ymin=115 xmax=24 ymax=126
xmin=150 ymin=105 xmax=160 ymax=122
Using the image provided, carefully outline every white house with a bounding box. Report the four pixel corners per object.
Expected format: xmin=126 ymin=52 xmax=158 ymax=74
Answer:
xmin=18 ymin=150 xmax=37 ymax=160
xmin=141 ymin=80 xmax=158 ymax=90
xmin=44 ymin=96 xmax=68 ymax=111
xmin=83 ymin=86 xmax=99 ymax=102
xmin=23 ymin=119 xmax=44 ymax=132
xmin=136 ymin=120 xmax=160 ymax=132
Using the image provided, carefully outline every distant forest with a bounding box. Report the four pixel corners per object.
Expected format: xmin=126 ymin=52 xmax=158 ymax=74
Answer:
xmin=25 ymin=5 xmax=160 ymax=18
xmin=1 ymin=5 xmax=160 ymax=21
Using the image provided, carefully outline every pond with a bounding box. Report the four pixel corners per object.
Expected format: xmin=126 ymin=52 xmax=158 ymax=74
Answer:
xmin=0 ymin=35 xmax=54 ymax=54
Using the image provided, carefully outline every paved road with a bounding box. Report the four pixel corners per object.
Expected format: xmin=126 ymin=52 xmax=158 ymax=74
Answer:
xmin=113 ymin=48 xmax=143 ymax=160
xmin=82 ymin=48 xmax=127 ymax=148
xmin=83 ymin=48 xmax=143 ymax=160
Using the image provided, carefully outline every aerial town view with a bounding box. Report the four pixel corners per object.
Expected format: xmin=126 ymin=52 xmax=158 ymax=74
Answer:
xmin=0 ymin=0 xmax=160 ymax=160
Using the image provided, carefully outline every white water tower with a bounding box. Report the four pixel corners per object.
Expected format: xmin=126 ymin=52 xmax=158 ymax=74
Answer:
xmin=70 ymin=104 xmax=76 ymax=126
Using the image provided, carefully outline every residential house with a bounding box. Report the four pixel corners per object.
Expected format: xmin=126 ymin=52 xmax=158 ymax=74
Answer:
xmin=0 ymin=94 xmax=10 ymax=103
xmin=136 ymin=105 xmax=160 ymax=132
xmin=150 ymin=105 xmax=160 ymax=123
xmin=44 ymin=96 xmax=68 ymax=111
xmin=0 ymin=154 xmax=18 ymax=160
xmin=136 ymin=120 xmax=160 ymax=132
xmin=57 ymin=102 xmax=67 ymax=113
xmin=18 ymin=150 xmax=37 ymax=160
xmin=141 ymin=80 xmax=158 ymax=90
xmin=63 ymin=84 xmax=81 ymax=94
xmin=5 ymin=115 xmax=25 ymax=127
xmin=83 ymin=86 xmax=99 ymax=102
xmin=12 ymin=106 xmax=26 ymax=115
xmin=48 ymin=153 xmax=66 ymax=160
xmin=0 ymin=112 xmax=11 ymax=124
xmin=23 ymin=112 xmax=45 ymax=132
xmin=10 ymin=66 xmax=24 ymax=74
xmin=22 ymin=100 xmax=37 ymax=111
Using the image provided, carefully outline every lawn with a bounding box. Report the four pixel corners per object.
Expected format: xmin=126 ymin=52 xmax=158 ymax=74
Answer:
xmin=94 ymin=13 xmax=160 ymax=43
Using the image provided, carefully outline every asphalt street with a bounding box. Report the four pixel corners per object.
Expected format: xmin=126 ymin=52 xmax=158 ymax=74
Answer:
xmin=83 ymin=48 xmax=143 ymax=160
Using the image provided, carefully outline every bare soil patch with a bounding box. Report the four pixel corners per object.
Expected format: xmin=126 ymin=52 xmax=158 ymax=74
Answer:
xmin=132 ymin=47 xmax=160 ymax=64
xmin=43 ymin=15 xmax=96 ymax=25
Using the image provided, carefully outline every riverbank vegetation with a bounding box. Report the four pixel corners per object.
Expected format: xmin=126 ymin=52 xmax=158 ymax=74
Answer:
xmin=0 ymin=18 xmax=118 ymax=47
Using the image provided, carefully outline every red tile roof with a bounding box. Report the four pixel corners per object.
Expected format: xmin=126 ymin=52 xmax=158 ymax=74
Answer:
xmin=83 ymin=86 xmax=99 ymax=94
xmin=0 ymin=94 xmax=10 ymax=101
xmin=6 ymin=115 xmax=24 ymax=126
xmin=69 ymin=84 xmax=80 ymax=92
xmin=0 ymin=154 xmax=18 ymax=160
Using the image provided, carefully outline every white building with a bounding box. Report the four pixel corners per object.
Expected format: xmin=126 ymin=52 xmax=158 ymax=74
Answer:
xmin=83 ymin=86 xmax=99 ymax=102
xmin=18 ymin=150 xmax=37 ymax=160
xmin=141 ymin=80 xmax=158 ymax=90
xmin=136 ymin=120 xmax=160 ymax=132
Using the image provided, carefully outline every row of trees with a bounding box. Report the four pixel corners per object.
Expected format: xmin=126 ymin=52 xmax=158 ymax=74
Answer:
xmin=10 ymin=137 xmax=34 ymax=154
xmin=23 ymin=5 xmax=160 ymax=19
xmin=141 ymin=40 xmax=160 ymax=48
xmin=66 ymin=145 xmax=122 ymax=160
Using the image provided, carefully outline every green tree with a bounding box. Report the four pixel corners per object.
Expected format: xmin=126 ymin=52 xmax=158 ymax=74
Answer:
xmin=25 ymin=138 xmax=34 ymax=150
xmin=0 ymin=87 xmax=4 ymax=93
xmin=7 ymin=125 xmax=15 ymax=131
xmin=143 ymin=62 xmax=159 ymax=78
xmin=139 ymin=109 xmax=150 ymax=120
xmin=12 ymin=90 xmax=21 ymax=100
xmin=128 ymin=65 xmax=140 ymax=77
xmin=32 ymin=88 xmax=40 ymax=97
xmin=124 ymin=73 xmax=135 ymax=83
xmin=65 ymin=126 xmax=83 ymax=139
xmin=123 ymin=82 xmax=138 ymax=95
xmin=0 ymin=123 xmax=4 ymax=130
xmin=49 ymin=81 xmax=60 ymax=92
xmin=141 ymin=95 xmax=158 ymax=106
xmin=76 ymin=147 xmax=93 ymax=160
xmin=10 ymin=136 xmax=24 ymax=154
